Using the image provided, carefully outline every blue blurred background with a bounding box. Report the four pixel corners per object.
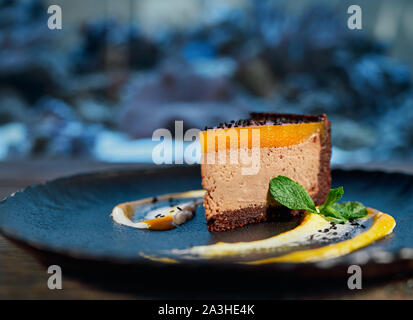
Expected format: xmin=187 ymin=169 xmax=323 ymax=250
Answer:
xmin=1 ymin=0 xmax=413 ymax=165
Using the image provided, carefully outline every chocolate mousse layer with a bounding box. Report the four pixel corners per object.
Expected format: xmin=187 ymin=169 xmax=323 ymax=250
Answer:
xmin=201 ymin=113 xmax=331 ymax=232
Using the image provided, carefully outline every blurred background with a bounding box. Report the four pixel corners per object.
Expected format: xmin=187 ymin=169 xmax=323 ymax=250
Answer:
xmin=1 ymin=0 xmax=413 ymax=165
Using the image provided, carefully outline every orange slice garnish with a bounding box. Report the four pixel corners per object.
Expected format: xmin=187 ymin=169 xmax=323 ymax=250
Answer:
xmin=141 ymin=216 xmax=176 ymax=231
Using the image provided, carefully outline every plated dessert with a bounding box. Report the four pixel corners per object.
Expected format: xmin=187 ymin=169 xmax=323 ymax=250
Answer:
xmin=110 ymin=112 xmax=396 ymax=264
xmin=0 ymin=139 xmax=406 ymax=276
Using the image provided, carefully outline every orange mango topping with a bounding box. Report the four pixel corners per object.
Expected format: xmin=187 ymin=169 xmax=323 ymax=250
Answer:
xmin=200 ymin=122 xmax=324 ymax=153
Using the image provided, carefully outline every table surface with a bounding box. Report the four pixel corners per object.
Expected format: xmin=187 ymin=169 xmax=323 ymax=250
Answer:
xmin=0 ymin=159 xmax=412 ymax=300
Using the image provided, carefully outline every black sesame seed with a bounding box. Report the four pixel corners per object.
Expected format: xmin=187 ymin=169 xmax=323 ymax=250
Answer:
xmin=333 ymin=232 xmax=337 ymax=235
xmin=361 ymin=225 xmax=366 ymax=229
xmin=345 ymin=232 xmax=349 ymax=237
xmin=177 ymin=206 xmax=182 ymax=211
xmin=323 ymin=228 xmax=329 ymax=233
xmin=152 ymin=197 xmax=158 ymax=203
xmin=318 ymin=230 xmax=322 ymax=233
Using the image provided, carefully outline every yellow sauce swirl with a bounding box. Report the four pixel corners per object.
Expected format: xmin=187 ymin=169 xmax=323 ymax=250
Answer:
xmin=244 ymin=209 xmax=395 ymax=264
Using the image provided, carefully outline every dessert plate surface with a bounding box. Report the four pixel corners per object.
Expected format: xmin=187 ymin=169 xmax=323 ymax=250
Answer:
xmin=0 ymin=166 xmax=412 ymax=279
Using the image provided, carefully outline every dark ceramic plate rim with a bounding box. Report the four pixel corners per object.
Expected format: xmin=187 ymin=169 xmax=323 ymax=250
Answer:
xmin=0 ymin=166 xmax=412 ymax=272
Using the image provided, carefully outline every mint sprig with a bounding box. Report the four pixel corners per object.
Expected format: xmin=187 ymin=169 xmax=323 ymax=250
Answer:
xmin=269 ymin=176 xmax=368 ymax=223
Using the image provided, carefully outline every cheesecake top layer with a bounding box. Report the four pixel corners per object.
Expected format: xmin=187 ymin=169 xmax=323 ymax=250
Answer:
xmin=201 ymin=113 xmax=328 ymax=153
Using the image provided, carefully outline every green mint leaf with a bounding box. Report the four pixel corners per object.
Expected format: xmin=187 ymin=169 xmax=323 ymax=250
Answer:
xmin=330 ymin=202 xmax=368 ymax=220
xmin=322 ymin=187 xmax=344 ymax=208
xmin=269 ymin=176 xmax=317 ymax=213
xmin=319 ymin=204 xmax=346 ymax=222
xmin=318 ymin=186 xmax=345 ymax=220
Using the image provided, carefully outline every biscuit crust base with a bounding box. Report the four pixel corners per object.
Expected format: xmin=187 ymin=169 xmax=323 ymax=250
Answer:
xmin=206 ymin=206 xmax=303 ymax=232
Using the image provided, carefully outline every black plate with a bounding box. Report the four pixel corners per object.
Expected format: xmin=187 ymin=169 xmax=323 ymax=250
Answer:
xmin=0 ymin=166 xmax=412 ymax=280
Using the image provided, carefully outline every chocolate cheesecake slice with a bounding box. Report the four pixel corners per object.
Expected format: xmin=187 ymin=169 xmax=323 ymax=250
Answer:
xmin=200 ymin=113 xmax=332 ymax=232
